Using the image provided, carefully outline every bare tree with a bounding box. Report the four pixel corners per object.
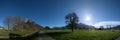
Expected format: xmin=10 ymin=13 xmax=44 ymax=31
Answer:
xmin=65 ymin=12 xmax=79 ymax=32
xmin=3 ymin=16 xmax=22 ymax=30
xmin=13 ymin=16 xmax=21 ymax=25
xmin=3 ymin=16 xmax=13 ymax=30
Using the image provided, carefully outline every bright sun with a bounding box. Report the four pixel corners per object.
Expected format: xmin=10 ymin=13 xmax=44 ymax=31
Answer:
xmin=86 ymin=16 xmax=91 ymax=21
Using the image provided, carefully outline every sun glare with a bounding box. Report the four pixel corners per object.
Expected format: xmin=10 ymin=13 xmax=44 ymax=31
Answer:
xmin=86 ymin=16 xmax=91 ymax=21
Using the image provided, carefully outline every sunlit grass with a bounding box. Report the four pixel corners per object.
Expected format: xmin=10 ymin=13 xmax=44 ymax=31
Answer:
xmin=45 ymin=30 xmax=120 ymax=40
xmin=0 ymin=30 xmax=9 ymax=36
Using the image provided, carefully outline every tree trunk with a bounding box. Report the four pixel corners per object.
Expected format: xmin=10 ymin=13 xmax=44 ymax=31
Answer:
xmin=71 ymin=24 xmax=74 ymax=32
xmin=72 ymin=27 xmax=74 ymax=32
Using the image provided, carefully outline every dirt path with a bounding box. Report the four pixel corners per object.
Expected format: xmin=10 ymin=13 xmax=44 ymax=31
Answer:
xmin=115 ymin=37 xmax=120 ymax=40
xmin=36 ymin=31 xmax=55 ymax=40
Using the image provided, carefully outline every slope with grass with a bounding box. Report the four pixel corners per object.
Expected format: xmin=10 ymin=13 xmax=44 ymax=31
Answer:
xmin=45 ymin=30 xmax=120 ymax=40
xmin=0 ymin=30 xmax=9 ymax=38
xmin=10 ymin=31 xmax=38 ymax=37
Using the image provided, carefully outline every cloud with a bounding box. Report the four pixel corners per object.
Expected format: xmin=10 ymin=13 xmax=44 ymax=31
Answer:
xmin=92 ymin=21 xmax=120 ymax=28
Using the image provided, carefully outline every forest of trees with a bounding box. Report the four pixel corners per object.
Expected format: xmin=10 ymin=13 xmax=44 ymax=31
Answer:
xmin=3 ymin=16 xmax=43 ymax=32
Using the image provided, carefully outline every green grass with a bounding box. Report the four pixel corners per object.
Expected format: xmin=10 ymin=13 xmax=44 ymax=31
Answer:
xmin=0 ymin=30 xmax=9 ymax=36
xmin=0 ymin=30 xmax=38 ymax=39
xmin=45 ymin=30 xmax=120 ymax=40
xmin=10 ymin=31 xmax=38 ymax=37
xmin=0 ymin=30 xmax=36 ymax=37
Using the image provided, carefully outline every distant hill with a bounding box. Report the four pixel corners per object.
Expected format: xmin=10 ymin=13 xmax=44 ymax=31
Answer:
xmin=77 ymin=23 xmax=96 ymax=29
xmin=112 ymin=25 xmax=120 ymax=30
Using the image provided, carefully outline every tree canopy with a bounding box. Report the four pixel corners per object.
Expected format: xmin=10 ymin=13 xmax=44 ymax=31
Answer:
xmin=65 ymin=12 xmax=79 ymax=32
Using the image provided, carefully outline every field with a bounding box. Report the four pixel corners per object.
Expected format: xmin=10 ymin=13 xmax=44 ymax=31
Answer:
xmin=0 ymin=30 xmax=37 ymax=39
xmin=10 ymin=31 xmax=37 ymax=37
xmin=0 ymin=29 xmax=120 ymax=40
xmin=0 ymin=30 xmax=9 ymax=38
xmin=45 ymin=30 xmax=120 ymax=40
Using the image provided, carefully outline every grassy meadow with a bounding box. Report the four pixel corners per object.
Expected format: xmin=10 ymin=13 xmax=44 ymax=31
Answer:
xmin=0 ymin=29 xmax=37 ymax=39
xmin=45 ymin=30 xmax=120 ymax=40
xmin=0 ymin=30 xmax=9 ymax=36
xmin=10 ymin=31 xmax=37 ymax=37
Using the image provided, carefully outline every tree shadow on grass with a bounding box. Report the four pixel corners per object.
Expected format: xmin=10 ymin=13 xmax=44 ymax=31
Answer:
xmin=9 ymin=33 xmax=23 ymax=40
xmin=8 ymin=31 xmax=70 ymax=40
xmin=9 ymin=31 xmax=39 ymax=40
xmin=45 ymin=31 xmax=71 ymax=38
xmin=23 ymin=31 xmax=39 ymax=40
xmin=0 ymin=38 xmax=9 ymax=40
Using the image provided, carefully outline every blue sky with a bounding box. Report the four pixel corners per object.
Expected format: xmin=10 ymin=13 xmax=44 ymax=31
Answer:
xmin=0 ymin=0 xmax=120 ymax=28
